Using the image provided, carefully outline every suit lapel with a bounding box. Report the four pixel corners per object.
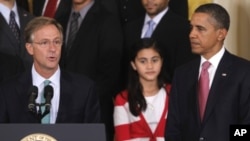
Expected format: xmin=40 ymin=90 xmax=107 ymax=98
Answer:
xmin=203 ymin=51 xmax=232 ymax=123
xmin=188 ymin=59 xmax=202 ymax=126
xmin=56 ymin=71 xmax=71 ymax=123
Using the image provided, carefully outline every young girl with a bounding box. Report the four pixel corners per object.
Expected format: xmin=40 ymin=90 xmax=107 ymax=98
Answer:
xmin=114 ymin=38 xmax=171 ymax=141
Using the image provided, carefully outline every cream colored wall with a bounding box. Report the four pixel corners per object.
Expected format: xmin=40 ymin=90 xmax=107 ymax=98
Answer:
xmin=214 ymin=0 xmax=250 ymax=60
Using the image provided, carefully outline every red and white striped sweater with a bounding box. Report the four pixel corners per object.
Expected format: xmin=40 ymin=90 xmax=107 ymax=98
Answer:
xmin=114 ymin=84 xmax=171 ymax=141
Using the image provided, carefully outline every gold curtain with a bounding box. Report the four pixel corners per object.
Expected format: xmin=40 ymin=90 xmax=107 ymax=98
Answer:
xmin=188 ymin=0 xmax=212 ymax=19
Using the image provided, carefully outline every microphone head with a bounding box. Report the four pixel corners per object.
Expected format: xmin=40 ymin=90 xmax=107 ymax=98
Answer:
xmin=44 ymin=85 xmax=54 ymax=111
xmin=28 ymin=86 xmax=38 ymax=110
xmin=44 ymin=85 xmax=54 ymax=99
xmin=30 ymin=86 xmax=38 ymax=98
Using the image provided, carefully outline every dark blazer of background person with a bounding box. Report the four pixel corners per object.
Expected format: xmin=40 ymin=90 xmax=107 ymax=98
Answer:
xmin=58 ymin=0 xmax=123 ymax=140
xmin=166 ymin=51 xmax=250 ymax=141
xmin=32 ymin=0 xmax=71 ymax=19
xmin=0 ymin=52 xmax=24 ymax=83
xmin=116 ymin=0 xmax=188 ymax=25
xmin=123 ymin=9 xmax=196 ymax=84
xmin=0 ymin=70 xmax=100 ymax=123
xmin=0 ymin=6 xmax=33 ymax=69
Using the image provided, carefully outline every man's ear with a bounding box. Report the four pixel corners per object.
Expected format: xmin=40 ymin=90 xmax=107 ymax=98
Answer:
xmin=218 ymin=28 xmax=227 ymax=41
xmin=26 ymin=43 xmax=34 ymax=55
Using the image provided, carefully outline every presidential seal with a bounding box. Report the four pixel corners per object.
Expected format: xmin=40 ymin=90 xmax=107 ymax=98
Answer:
xmin=21 ymin=133 xmax=57 ymax=141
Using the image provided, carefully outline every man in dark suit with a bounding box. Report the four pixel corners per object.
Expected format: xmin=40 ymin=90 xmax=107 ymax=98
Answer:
xmin=58 ymin=0 xmax=123 ymax=140
xmin=0 ymin=0 xmax=34 ymax=69
xmin=0 ymin=17 xmax=100 ymax=124
xmin=123 ymin=0 xmax=196 ymax=85
xmin=165 ymin=3 xmax=250 ymax=141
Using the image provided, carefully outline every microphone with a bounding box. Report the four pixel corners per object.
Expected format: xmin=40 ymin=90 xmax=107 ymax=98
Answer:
xmin=44 ymin=85 xmax=54 ymax=112
xmin=28 ymin=86 xmax=38 ymax=112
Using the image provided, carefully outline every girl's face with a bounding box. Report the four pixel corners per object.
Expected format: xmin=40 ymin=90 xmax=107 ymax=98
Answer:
xmin=131 ymin=48 xmax=163 ymax=83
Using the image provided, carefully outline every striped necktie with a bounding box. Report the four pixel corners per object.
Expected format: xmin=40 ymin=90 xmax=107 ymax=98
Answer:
xmin=66 ymin=12 xmax=80 ymax=53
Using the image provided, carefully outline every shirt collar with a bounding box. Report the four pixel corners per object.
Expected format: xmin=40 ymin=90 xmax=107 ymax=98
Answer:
xmin=0 ymin=2 xmax=19 ymax=23
xmin=200 ymin=46 xmax=225 ymax=68
xmin=32 ymin=65 xmax=61 ymax=87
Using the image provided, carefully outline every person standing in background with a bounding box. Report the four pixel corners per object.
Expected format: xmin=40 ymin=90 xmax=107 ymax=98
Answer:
xmin=166 ymin=3 xmax=250 ymax=141
xmin=116 ymin=0 xmax=188 ymax=25
xmin=122 ymin=0 xmax=197 ymax=87
xmin=58 ymin=0 xmax=123 ymax=140
xmin=0 ymin=0 xmax=34 ymax=69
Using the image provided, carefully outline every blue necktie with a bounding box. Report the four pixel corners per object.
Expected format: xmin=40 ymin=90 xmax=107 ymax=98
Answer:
xmin=41 ymin=80 xmax=51 ymax=124
xmin=144 ymin=20 xmax=155 ymax=37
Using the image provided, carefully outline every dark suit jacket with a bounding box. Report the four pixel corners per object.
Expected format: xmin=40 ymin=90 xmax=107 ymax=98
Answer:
xmin=165 ymin=50 xmax=250 ymax=141
xmin=0 ymin=7 xmax=33 ymax=69
xmin=59 ymin=0 xmax=123 ymax=98
xmin=0 ymin=52 xmax=24 ymax=83
xmin=32 ymin=0 xmax=71 ymax=20
xmin=124 ymin=9 xmax=197 ymax=83
xmin=0 ymin=69 xmax=100 ymax=123
xmin=58 ymin=1 xmax=123 ymax=139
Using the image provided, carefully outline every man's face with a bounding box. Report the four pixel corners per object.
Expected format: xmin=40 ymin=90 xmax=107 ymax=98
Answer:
xmin=141 ymin=0 xmax=168 ymax=18
xmin=189 ymin=12 xmax=226 ymax=59
xmin=26 ymin=24 xmax=62 ymax=74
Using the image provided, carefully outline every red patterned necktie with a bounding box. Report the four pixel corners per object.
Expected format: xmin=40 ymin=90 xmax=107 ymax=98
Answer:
xmin=43 ymin=0 xmax=58 ymax=18
xmin=198 ymin=61 xmax=211 ymax=121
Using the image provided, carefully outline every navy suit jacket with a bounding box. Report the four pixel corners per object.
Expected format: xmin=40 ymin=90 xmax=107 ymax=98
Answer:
xmin=0 ymin=69 xmax=101 ymax=123
xmin=0 ymin=7 xmax=33 ymax=69
xmin=165 ymin=50 xmax=250 ymax=141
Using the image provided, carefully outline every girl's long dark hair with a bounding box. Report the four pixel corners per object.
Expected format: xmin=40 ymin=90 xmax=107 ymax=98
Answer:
xmin=127 ymin=38 xmax=166 ymax=116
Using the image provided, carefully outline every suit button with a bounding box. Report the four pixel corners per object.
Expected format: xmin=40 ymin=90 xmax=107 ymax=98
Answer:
xmin=199 ymin=137 xmax=205 ymax=141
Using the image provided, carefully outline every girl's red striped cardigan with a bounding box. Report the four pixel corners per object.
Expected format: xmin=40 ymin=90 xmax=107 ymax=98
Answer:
xmin=114 ymin=84 xmax=171 ymax=141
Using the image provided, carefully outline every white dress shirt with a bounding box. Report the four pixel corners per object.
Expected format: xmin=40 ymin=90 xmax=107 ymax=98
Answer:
xmin=32 ymin=65 xmax=61 ymax=123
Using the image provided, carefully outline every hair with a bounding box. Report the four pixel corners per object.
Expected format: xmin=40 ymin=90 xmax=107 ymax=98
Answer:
xmin=24 ymin=16 xmax=63 ymax=43
xmin=127 ymin=38 xmax=166 ymax=116
xmin=195 ymin=3 xmax=230 ymax=31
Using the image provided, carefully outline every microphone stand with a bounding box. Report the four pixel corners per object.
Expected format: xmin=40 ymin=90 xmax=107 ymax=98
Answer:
xmin=29 ymin=102 xmax=50 ymax=123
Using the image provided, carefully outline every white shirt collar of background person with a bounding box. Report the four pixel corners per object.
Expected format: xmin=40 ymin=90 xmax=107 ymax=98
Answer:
xmin=32 ymin=65 xmax=61 ymax=124
xmin=0 ymin=1 xmax=20 ymax=27
xmin=199 ymin=46 xmax=225 ymax=88
xmin=141 ymin=6 xmax=169 ymax=38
